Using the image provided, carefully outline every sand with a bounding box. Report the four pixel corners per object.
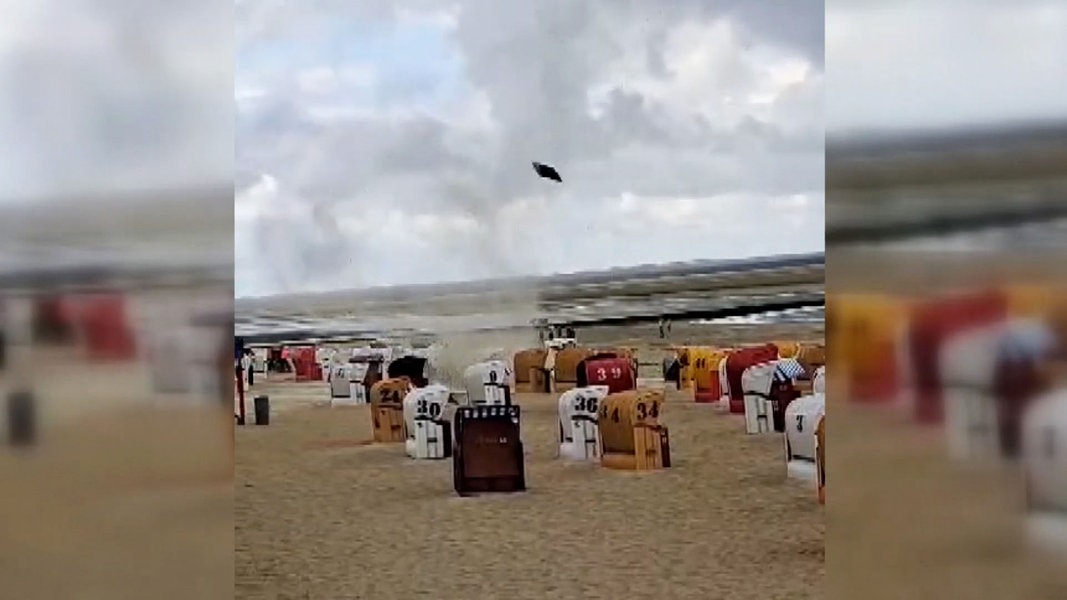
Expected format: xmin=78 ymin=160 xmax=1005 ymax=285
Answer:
xmin=235 ymin=324 xmax=826 ymax=600
xmin=0 ymin=373 xmax=234 ymax=600
xmin=826 ymin=378 xmax=1067 ymax=600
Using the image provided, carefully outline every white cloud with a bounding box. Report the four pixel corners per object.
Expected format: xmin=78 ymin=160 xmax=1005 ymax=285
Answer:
xmin=395 ymin=5 xmax=460 ymax=31
xmin=295 ymin=65 xmax=377 ymax=95
xmin=827 ymin=0 xmax=1067 ymax=132
xmin=235 ymin=0 xmax=825 ymax=296
xmin=0 ymin=0 xmax=232 ymax=200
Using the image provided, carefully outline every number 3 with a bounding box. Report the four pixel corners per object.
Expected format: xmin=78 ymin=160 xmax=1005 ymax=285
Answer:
xmin=795 ymin=414 xmax=804 ymax=432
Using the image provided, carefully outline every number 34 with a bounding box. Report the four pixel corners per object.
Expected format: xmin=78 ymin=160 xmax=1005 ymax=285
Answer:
xmin=636 ymin=402 xmax=659 ymax=421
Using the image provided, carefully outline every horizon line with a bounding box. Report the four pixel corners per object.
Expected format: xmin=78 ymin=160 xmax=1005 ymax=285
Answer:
xmin=235 ymin=250 xmax=826 ymax=302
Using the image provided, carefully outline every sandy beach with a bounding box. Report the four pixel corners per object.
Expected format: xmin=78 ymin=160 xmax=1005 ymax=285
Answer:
xmin=235 ymin=322 xmax=826 ymax=600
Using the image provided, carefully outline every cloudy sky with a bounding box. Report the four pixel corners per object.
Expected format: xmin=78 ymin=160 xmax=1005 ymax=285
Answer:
xmin=2 ymin=0 xmax=1063 ymax=295
xmin=827 ymin=0 xmax=1067 ymax=134
xmin=235 ymin=0 xmax=826 ymax=297
xmin=0 ymin=0 xmax=232 ymax=202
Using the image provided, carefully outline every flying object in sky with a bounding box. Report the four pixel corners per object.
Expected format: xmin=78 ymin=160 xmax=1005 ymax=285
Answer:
xmin=532 ymin=161 xmax=562 ymax=183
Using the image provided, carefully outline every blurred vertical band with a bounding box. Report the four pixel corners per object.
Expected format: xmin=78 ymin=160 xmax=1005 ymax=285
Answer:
xmin=0 ymin=191 xmax=235 ymax=599
xmin=0 ymin=0 xmax=233 ymax=595
xmin=826 ymin=1 xmax=1067 ymax=596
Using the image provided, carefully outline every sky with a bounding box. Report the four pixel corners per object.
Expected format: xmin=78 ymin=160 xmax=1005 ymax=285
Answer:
xmin=234 ymin=0 xmax=828 ymax=297
xmin=0 ymin=0 xmax=232 ymax=202
xmin=1 ymin=0 xmax=1064 ymax=295
xmin=827 ymin=0 xmax=1067 ymax=134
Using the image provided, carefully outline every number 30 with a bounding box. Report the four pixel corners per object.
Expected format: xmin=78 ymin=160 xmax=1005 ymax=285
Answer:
xmin=576 ymin=395 xmax=600 ymax=414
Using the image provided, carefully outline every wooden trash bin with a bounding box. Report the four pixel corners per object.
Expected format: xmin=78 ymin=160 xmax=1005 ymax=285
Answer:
xmin=452 ymin=404 xmax=526 ymax=496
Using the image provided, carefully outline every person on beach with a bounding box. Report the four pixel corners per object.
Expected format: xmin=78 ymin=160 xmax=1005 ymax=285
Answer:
xmin=242 ymin=350 xmax=255 ymax=387
xmin=280 ymin=346 xmax=295 ymax=374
